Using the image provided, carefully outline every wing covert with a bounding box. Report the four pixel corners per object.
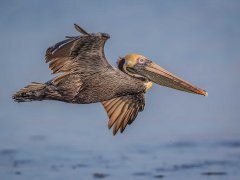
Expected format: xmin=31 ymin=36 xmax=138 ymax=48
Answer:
xmin=45 ymin=24 xmax=111 ymax=75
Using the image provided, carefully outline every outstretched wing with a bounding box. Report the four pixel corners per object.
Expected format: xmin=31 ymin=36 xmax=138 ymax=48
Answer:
xmin=101 ymin=94 xmax=145 ymax=135
xmin=45 ymin=24 xmax=111 ymax=76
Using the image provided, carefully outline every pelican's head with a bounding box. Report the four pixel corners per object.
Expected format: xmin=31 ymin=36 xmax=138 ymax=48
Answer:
xmin=117 ymin=54 xmax=208 ymax=96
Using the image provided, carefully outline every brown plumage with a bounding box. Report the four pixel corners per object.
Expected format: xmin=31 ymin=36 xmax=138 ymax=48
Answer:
xmin=102 ymin=94 xmax=145 ymax=135
xmin=13 ymin=24 xmax=207 ymax=135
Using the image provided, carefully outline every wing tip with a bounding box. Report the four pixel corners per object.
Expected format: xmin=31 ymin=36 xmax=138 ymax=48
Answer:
xmin=74 ymin=23 xmax=110 ymax=39
xmin=74 ymin=23 xmax=90 ymax=35
xmin=113 ymin=131 xmax=117 ymax=136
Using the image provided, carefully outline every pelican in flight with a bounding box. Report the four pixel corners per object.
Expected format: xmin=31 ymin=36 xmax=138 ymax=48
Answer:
xmin=13 ymin=24 xmax=207 ymax=135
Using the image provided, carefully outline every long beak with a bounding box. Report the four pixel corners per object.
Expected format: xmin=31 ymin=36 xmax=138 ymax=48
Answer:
xmin=143 ymin=62 xmax=208 ymax=96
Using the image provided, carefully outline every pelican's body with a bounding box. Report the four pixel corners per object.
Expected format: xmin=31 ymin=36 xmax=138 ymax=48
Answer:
xmin=42 ymin=67 xmax=146 ymax=104
xmin=13 ymin=24 xmax=207 ymax=135
xmin=71 ymin=68 xmax=146 ymax=104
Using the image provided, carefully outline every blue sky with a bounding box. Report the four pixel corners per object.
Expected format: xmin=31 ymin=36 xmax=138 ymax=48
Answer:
xmin=0 ymin=0 xmax=240 ymax=140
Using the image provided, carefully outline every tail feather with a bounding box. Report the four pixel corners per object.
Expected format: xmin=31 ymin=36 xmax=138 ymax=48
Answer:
xmin=13 ymin=82 xmax=47 ymax=102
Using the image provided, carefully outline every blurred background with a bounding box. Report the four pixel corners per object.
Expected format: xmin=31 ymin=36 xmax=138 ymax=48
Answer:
xmin=0 ymin=0 xmax=240 ymax=179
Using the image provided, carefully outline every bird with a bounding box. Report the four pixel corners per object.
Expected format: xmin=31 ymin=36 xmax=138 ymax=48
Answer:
xmin=13 ymin=24 xmax=208 ymax=135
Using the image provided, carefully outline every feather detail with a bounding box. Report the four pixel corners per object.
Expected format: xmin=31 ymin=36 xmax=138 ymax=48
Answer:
xmin=101 ymin=94 xmax=145 ymax=135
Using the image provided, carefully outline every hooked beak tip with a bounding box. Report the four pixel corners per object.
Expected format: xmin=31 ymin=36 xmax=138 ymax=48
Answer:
xmin=203 ymin=90 xmax=208 ymax=97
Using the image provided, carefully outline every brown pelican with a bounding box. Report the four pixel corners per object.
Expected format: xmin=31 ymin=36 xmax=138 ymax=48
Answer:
xmin=13 ymin=24 xmax=208 ymax=135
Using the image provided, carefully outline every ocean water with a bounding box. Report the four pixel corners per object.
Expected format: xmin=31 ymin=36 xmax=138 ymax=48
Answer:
xmin=0 ymin=112 xmax=240 ymax=180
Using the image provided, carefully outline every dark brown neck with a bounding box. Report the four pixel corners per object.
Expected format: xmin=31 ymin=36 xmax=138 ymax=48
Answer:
xmin=117 ymin=57 xmax=125 ymax=71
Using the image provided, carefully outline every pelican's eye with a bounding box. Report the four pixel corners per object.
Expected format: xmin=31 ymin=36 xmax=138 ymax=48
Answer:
xmin=138 ymin=58 xmax=146 ymax=64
